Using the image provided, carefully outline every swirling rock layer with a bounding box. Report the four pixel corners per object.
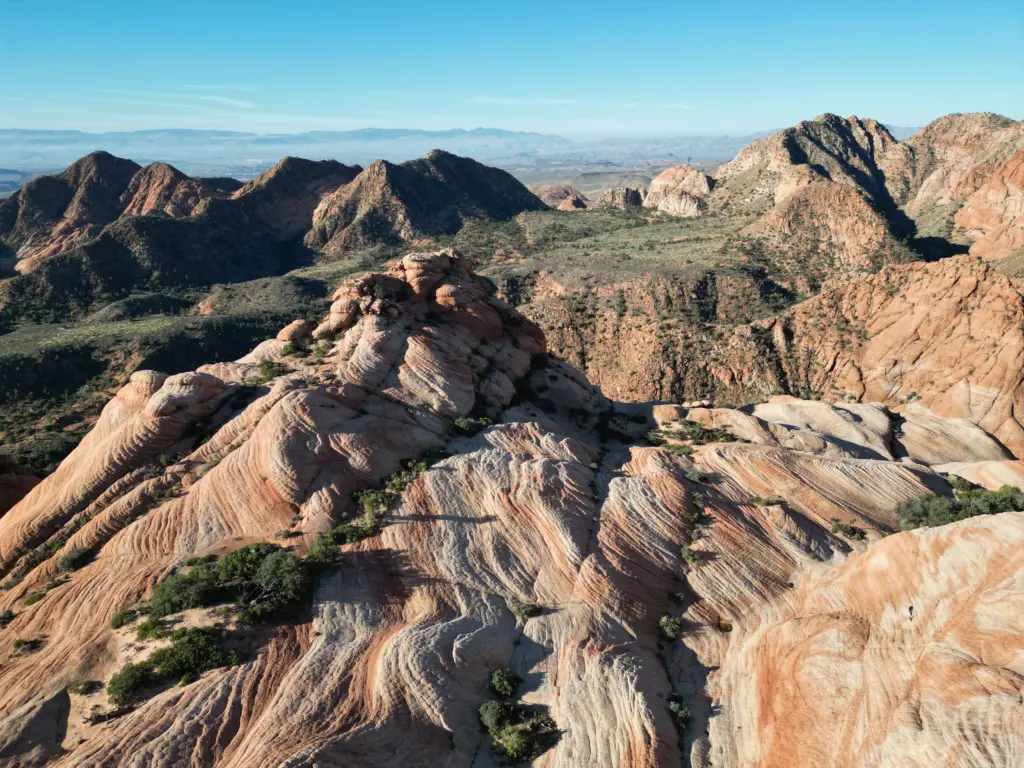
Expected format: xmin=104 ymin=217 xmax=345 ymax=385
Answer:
xmin=0 ymin=253 xmax=1021 ymax=767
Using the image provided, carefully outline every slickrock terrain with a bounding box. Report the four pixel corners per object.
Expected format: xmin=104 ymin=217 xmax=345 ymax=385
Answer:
xmin=954 ymin=148 xmax=1024 ymax=259
xmin=305 ymin=150 xmax=547 ymax=253
xmin=1 ymin=252 xmax=1022 ymax=767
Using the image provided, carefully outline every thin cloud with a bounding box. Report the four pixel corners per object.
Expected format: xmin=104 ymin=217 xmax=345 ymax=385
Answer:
xmin=181 ymin=83 xmax=262 ymax=93
xmin=467 ymin=95 xmax=696 ymax=110
xmin=468 ymin=96 xmax=578 ymax=106
xmin=191 ymin=95 xmax=256 ymax=109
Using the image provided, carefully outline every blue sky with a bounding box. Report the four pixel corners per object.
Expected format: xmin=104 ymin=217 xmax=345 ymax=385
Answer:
xmin=0 ymin=0 xmax=1021 ymax=137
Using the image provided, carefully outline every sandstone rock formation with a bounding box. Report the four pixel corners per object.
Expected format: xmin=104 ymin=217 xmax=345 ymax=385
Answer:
xmin=119 ymin=163 xmax=241 ymax=219
xmin=598 ymin=184 xmax=647 ymax=208
xmin=529 ymin=183 xmax=588 ymax=210
xmin=710 ymin=113 xmax=910 ymax=215
xmin=642 ymin=165 xmax=712 ymax=217
xmin=954 ymin=148 xmax=1024 ymax=259
xmin=304 ymin=150 xmax=546 ymax=253
xmin=1 ymin=251 xmax=1021 ymax=767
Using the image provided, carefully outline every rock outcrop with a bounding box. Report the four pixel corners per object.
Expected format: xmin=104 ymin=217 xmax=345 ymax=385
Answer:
xmin=642 ymin=165 xmax=712 ymax=217
xmin=954 ymin=148 xmax=1024 ymax=259
xmin=529 ymin=183 xmax=588 ymax=210
xmin=598 ymin=184 xmax=647 ymax=208
xmin=119 ymin=163 xmax=241 ymax=219
xmin=1 ymin=251 xmax=1021 ymax=767
xmin=710 ymin=113 xmax=910 ymax=216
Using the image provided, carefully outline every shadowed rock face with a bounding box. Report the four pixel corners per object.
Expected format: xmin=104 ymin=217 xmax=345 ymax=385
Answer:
xmin=0 ymin=152 xmax=142 ymax=272
xmin=0 ymin=251 xmax=1021 ymax=767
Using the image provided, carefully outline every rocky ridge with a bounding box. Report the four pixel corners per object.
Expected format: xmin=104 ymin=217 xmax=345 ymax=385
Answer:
xmin=0 ymin=251 xmax=1021 ymax=767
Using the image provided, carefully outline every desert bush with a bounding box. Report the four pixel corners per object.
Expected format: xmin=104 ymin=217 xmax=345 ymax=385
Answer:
xmin=453 ymin=416 xmax=493 ymax=436
xmin=110 ymin=608 xmax=138 ymax=630
xmin=674 ymin=419 xmax=738 ymax=444
xmin=67 ymin=680 xmax=102 ymax=695
xmin=659 ymin=614 xmax=683 ymax=639
xmin=896 ymin=484 xmax=1024 ymax=530
xmin=830 ymin=518 xmax=867 ymax=540
xmin=57 ymin=547 xmax=94 ymax=572
xmin=108 ymin=627 xmax=227 ymax=707
xmin=0 ymin=609 xmax=14 ymax=628
xmin=490 ymin=668 xmax=521 ymax=699
xmin=508 ymin=598 xmax=543 ymax=621
xmin=668 ymin=696 xmax=691 ymax=732
xmin=685 ymin=468 xmax=711 ymax=484
xmin=135 ymin=617 xmax=169 ymax=641
xmin=680 ymin=547 xmax=702 ymax=566
xmin=23 ymin=591 xmax=46 ymax=606
xmin=750 ymin=496 xmax=783 ymax=507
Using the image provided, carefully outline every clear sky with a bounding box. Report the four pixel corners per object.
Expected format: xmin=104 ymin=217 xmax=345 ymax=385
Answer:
xmin=1 ymin=0 xmax=1021 ymax=138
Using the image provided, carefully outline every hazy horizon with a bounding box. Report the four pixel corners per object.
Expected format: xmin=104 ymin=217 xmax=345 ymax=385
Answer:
xmin=2 ymin=0 xmax=1021 ymax=138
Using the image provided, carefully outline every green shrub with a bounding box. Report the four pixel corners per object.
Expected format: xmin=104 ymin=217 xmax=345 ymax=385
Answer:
xmin=508 ymin=598 xmax=543 ymax=621
xmin=944 ymin=474 xmax=981 ymax=493
xmin=490 ymin=668 xmax=520 ymax=699
xmin=57 ymin=547 xmax=94 ymax=572
xmin=453 ymin=416 xmax=493 ymax=436
xmin=245 ymin=549 xmax=309 ymax=616
xmin=670 ymin=444 xmax=694 ymax=457
xmin=0 ymin=609 xmax=14 ymax=628
xmin=183 ymin=554 xmax=218 ymax=567
xmin=110 ymin=608 xmax=138 ymax=630
xmin=216 ymin=542 xmax=277 ymax=584
xmin=135 ymin=617 xmax=169 ymax=641
xmin=23 ymin=591 xmax=46 ymax=606
xmin=668 ymin=696 xmax=691 ymax=732
xmin=896 ymin=485 xmax=1024 ymax=530
xmin=830 ymin=518 xmax=867 ymax=540
xmin=147 ymin=565 xmax=218 ymax=618
xmin=500 ymin=726 xmax=531 ymax=761
xmin=660 ymin=614 xmax=683 ymax=640
xmin=107 ymin=627 xmax=227 ymax=707
xmin=307 ymin=534 xmax=340 ymax=565
xmin=106 ymin=662 xmax=156 ymax=707
xmin=674 ymin=419 xmax=738 ymax=444
xmin=680 ymin=547 xmax=702 ymax=566
xmin=685 ymin=468 xmax=711 ymax=484
xmin=67 ymin=680 xmax=102 ymax=695
xmin=479 ymin=700 xmax=518 ymax=733
xmin=750 ymin=497 xmax=783 ymax=507
xmin=645 ymin=429 xmax=667 ymax=446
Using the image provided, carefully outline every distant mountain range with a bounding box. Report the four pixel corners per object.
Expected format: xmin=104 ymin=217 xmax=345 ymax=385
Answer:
xmin=0 ymin=128 xmax=574 ymax=172
xmin=0 ymin=124 xmax=923 ymax=176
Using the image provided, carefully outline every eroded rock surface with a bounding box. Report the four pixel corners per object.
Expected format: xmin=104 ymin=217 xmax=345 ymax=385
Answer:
xmin=0 ymin=252 xmax=1021 ymax=767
